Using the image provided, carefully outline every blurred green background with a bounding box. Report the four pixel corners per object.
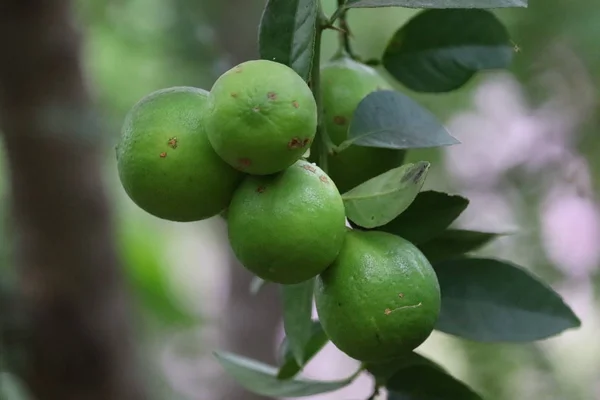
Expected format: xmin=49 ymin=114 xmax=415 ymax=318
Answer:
xmin=2 ymin=0 xmax=600 ymax=399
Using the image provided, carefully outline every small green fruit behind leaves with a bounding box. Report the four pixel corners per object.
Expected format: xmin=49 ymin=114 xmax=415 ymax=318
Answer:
xmin=277 ymin=320 xmax=329 ymax=380
xmin=382 ymin=9 xmax=513 ymax=93
xmin=337 ymin=90 xmax=458 ymax=152
xmin=206 ymin=60 xmax=317 ymax=175
xmin=342 ymin=162 xmax=429 ymax=229
xmin=377 ymin=190 xmax=469 ymax=244
xmin=343 ymin=0 xmax=527 ymax=9
xmin=258 ymin=0 xmax=318 ymax=81
xmin=318 ymin=57 xmax=406 ymax=194
xmin=214 ymin=352 xmax=355 ymax=397
xmin=434 ymin=258 xmax=581 ymax=341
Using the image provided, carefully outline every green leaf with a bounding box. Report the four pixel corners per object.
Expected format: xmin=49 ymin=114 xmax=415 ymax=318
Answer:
xmin=434 ymin=258 xmax=582 ymax=341
xmin=338 ymin=91 xmax=458 ymax=152
xmin=365 ymin=352 xmax=446 ymax=385
xmin=386 ymin=364 xmax=482 ymax=400
xmin=277 ymin=320 xmax=329 ymax=380
xmin=377 ymin=191 xmax=469 ymax=244
xmin=382 ymin=9 xmax=513 ymax=92
xmin=342 ymin=162 xmax=430 ymax=229
xmin=344 ymin=0 xmax=526 ymax=10
xmin=258 ymin=0 xmax=318 ymax=81
xmin=281 ymin=279 xmax=315 ymax=365
xmin=419 ymin=229 xmax=500 ymax=263
xmin=214 ymin=351 xmax=355 ymax=397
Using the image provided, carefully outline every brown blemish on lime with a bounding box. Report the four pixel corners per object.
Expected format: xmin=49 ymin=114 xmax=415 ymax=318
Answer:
xmin=234 ymin=66 xmax=243 ymax=73
xmin=288 ymin=137 xmax=304 ymax=149
xmin=302 ymin=138 xmax=310 ymax=146
xmin=302 ymin=164 xmax=317 ymax=173
xmin=167 ymin=137 xmax=178 ymax=149
xmin=256 ymin=186 xmax=266 ymax=193
xmin=292 ymin=101 xmax=299 ymax=109
xmin=334 ymin=116 xmax=347 ymax=125
xmin=253 ymin=106 xmax=261 ymax=112
xmin=398 ymin=293 xmax=404 ymax=298
xmin=231 ymin=92 xmax=238 ymax=98
xmin=384 ymin=308 xmax=392 ymax=316
xmin=159 ymin=152 xmax=167 ymax=158
xmin=238 ymin=158 xmax=252 ymax=168
xmin=319 ymin=175 xmax=329 ymax=184
xmin=267 ymin=92 xmax=277 ymax=100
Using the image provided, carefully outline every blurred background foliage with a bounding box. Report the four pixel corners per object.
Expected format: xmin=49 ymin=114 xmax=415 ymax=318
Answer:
xmin=1 ymin=0 xmax=599 ymax=399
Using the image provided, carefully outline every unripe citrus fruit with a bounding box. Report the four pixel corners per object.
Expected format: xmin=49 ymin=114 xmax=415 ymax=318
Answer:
xmin=319 ymin=57 xmax=405 ymax=193
xmin=206 ymin=60 xmax=317 ymax=175
xmin=116 ymin=87 xmax=243 ymax=222
xmin=315 ymin=230 xmax=441 ymax=362
xmin=227 ymin=160 xmax=346 ymax=284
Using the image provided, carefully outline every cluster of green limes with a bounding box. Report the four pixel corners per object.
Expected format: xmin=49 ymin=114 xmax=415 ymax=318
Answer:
xmin=116 ymin=58 xmax=441 ymax=363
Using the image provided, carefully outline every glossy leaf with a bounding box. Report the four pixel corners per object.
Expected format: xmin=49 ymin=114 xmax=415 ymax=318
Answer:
xmin=281 ymin=279 xmax=315 ymax=365
xmin=434 ymin=258 xmax=581 ymax=341
xmin=382 ymin=9 xmax=513 ymax=92
xmin=419 ymin=229 xmax=500 ymax=262
xmin=338 ymin=91 xmax=458 ymax=152
xmin=365 ymin=352 xmax=446 ymax=385
xmin=342 ymin=162 xmax=430 ymax=229
xmin=387 ymin=364 xmax=482 ymax=400
xmin=345 ymin=0 xmax=526 ymax=8
xmin=258 ymin=0 xmax=318 ymax=81
xmin=377 ymin=191 xmax=468 ymax=244
xmin=277 ymin=320 xmax=329 ymax=380
xmin=214 ymin=352 xmax=354 ymax=397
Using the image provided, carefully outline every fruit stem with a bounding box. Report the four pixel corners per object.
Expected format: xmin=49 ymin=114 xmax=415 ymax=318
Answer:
xmin=312 ymin=2 xmax=335 ymax=173
xmin=336 ymin=0 xmax=353 ymax=58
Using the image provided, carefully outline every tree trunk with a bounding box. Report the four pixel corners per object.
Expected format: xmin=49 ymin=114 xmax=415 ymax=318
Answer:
xmin=0 ymin=2 xmax=146 ymax=399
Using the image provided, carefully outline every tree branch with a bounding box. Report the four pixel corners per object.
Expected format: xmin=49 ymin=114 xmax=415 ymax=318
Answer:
xmin=0 ymin=1 xmax=146 ymax=399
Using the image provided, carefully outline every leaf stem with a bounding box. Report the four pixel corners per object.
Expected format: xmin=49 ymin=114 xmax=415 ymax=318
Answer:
xmin=336 ymin=0 xmax=353 ymax=57
xmin=311 ymin=2 xmax=335 ymax=173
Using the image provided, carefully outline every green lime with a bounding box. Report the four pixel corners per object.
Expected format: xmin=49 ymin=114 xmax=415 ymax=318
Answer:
xmin=206 ymin=60 xmax=317 ymax=175
xmin=227 ymin=160 xmax=347 ymax=284
xmin=318 ymin=57 xmax=405 ymax=193
xmin=315 ymin=230 xmax=441 ymax=362
xmin=117 ymin=87 xmax=244 ymax=222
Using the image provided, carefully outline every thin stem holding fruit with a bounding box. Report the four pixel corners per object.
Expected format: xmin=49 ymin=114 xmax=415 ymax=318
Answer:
xmin=336 ymin=0 xmax=353 ymax=57
xmin=310 ymin=2 xmax=335 ymax=173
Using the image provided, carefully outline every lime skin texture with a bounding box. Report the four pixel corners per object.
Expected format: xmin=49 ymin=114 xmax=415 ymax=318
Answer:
xmin=317 ymin=57 xmax=406 ymax=193
xmin=206 ymin=59 xmax=318 ymax=175
xmin=315 ymin=229 xmax=441 ymax=363
xmin=227 ymin=159 xmax=347 ymax=285
xmin=116 ymin=86 xmax=244 ymax=222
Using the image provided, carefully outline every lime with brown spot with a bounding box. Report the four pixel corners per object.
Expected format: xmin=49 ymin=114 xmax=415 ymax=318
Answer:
xmin=317 ymin=57 xmax=406 ymax=193
xmin=117 ymin=86 xmax=244 ymax=222
xmin=206 ymin=60 xmax=317 ymax=175
xmin=227 ymin=160 xmax=347 ymax=284
xmin=315 ymin=230 xmax=441 ymax=362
